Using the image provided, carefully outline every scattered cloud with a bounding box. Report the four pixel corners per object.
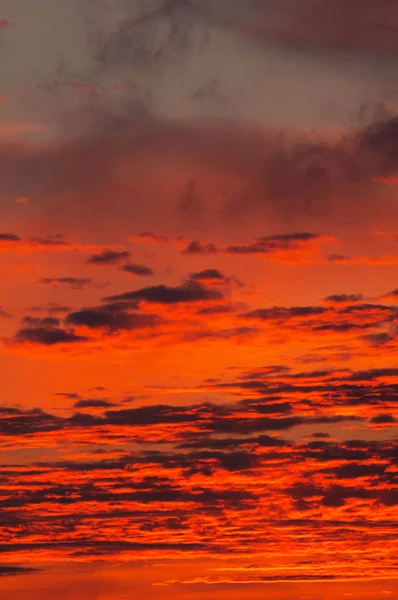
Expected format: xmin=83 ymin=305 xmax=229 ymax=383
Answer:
xmin=38 ymin=277 xmax=93 ymax=290
xmin=87 ymin=250 xmax=131 ymax=265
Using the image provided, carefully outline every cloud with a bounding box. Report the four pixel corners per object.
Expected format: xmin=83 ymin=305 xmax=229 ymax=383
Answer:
xmin=85 ymin=0 xmax=209 ymax=74
xmin=0 ymin=232 xmax=20 ymax=242
xmin=224 ymin=108 xmax=398 ymax=221
xmin=1 ymin=0 xmax=398 ymax=581
xmin=38 ymin=277 xmax=93 ymax=290
xmin=225 ymin=0 xmax=398 ymax=55
xmin=13 ymin=327 xmax=86 ymax=346
xmin=369 ymin=413 xmax=396 ymax=425
xmin=87 ymin=249 xmax=131 ymax=265
xmin=181 ymin=240 xmax=219 ymax=255
xmin=324 ymin=294 xmax=364 ymax=304
xmin=0 ymin=365 xmax=395 ymax=574
xmin=4 ymin=276 xmax=397 ymax=355
xmin=11 ymin=317 xmax=87 ymax=346
xmin=121 ymin=263 xmax=154 ymax=276
xmin=74 ymin=399 xmax=115 ymax=409
xmin=320 ymin=463 xmax=388 ymax=480
xmin=66 ymin=307 xmax=160 ymax=332
xmin=382 ymin=288 xmax=398 ymax=301
xmin=106 ymin=279 xmax=224 ymax=304
xmin=182 ymin=232 xmax=331 ymax=261
xmin=0 ymin=565 xmax=38 ymax=577
xmin=144 ymin=230 xmax=336 ymax=263
xmin=2 ymin=89 xmax=398 ymax=231
xmin=0 ymin=232 xmax=122 ymax=257
xmin=190 ymin=269 xmax=227 ymax=282
xmin=226 ymin=232 xmax=320 ymax=254
xmin=241 ymin=301 xmax=394 ymax=336
xmin=29 ymin=234 xmax=71 ymax=247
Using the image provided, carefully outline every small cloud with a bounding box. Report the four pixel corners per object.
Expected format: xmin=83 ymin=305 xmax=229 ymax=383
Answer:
xmin=87 ymin=249 xmax=131 ymax=265
xmin=328 ymin=254 xmax=351 ymax=263
xmin=121 ymin=263 xmax=154 ymax=276
xmin=0 ymin=565 xmax=38 ymax=577
xmin=0 ymin=232 xmax=20 ymax=242
xmin=29 ymin=234 xmax=70 ymax=247
xmin=324 ymin=294 xmax=364 ymax=304
xmin=106 ymin=280 xmax=224 ymax=305
xmin=38 ymin=277 xmax=93 ymax=290
xmin=182 ymin=240 xmax=218 ymax=255
xmin=190 ymin=269 xmax=226 ymax=282
xmin=11 ymin=316 xmax=87 ymax=346
xmin=74 ymin=399 xmax=115 ymax=409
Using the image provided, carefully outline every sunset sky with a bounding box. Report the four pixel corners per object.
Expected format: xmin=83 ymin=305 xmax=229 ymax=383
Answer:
xmin=0 ymin=2 xmax=397 ymax=599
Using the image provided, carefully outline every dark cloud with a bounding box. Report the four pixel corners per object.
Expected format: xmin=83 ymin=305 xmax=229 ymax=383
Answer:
xmin=22 ymin=316 xmax=61 ymax=327
xmin=226 ymin=232 xmax=320 ymax=254
xmin=87 ymin=250 xmax=131 ymax=265
xmin=0 ymin=565 xmax=38 ymax=577
xmin=240 ymin=301 xmax=394 ymax=336
xmin=385 ymin=288 xmax=398 ymax=297
xmin=0 ymin=233 xmax=20 ymax=242
xmin=191 ymin=449 xmax=260 ymax=472
xmin=103 ymin=405 xmax=199 ymax=427
xmin=9 ymin=316 xmax=87 ymax=346
xmin=348 ymin=368 xmax=398 ymax=381
xmin=370 ymin=413 xmax=396 ymax=424
xmin=0 ymin=394 xmax=363 ymax=439
xmin=106 ymin=280 xmax=224 ymax=304
xmin=0 ymin=540 xmax=213 ymax=554
xmin=190 ymin=269 xmax=226 ymax=281
xmin=289 ymin=481 xmax=397 ymax=509
xmin=178 ymin=434 xmax=289 ymax=450
xmin=121 ymin=263 xmax=154 ymax=276
xmin=208 ymin=364 xmax=398 ymax=411
xmin=181 ymin=240 xmax=219 ymax=255
xmin=74 ymin=399 xmax=116 ymax=409
xmin=328 ymin=254 xmax=350 ymax=263
xmin=0 ymin=407 xmax=63 ymax=435
xmin=14 ymin=326 xmax=86 ymax=346
xmin=321 ymin=463 xmax=388 ymax=480
xmin=364 ymin=332 xmax=396 ymax=347
xmin=66 ymin=307 xmax=160 ymax=332
xmin=324 ymin=294 xmax=364 ymax=304
xmin=225 ymin=108 xmax=398 ymax=220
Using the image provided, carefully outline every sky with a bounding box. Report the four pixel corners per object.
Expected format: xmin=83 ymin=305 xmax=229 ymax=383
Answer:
xmin=0 ymin=1 xmax=397 ymax=599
